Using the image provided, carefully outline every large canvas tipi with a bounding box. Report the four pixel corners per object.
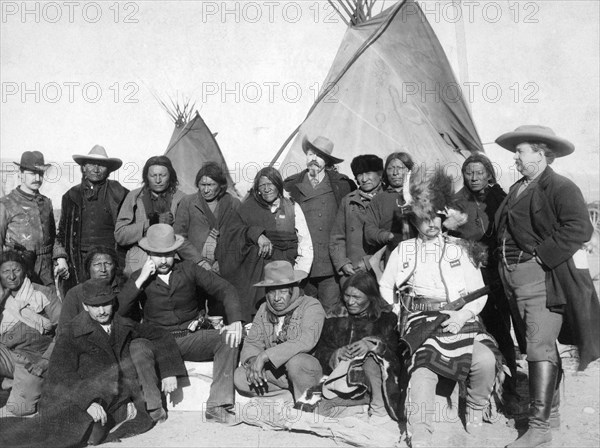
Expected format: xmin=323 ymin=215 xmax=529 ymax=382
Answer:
xmin=274 ymin=0 xmax=483 ymax=184
xmin=165 ymin=111 xmax=240 ymax=198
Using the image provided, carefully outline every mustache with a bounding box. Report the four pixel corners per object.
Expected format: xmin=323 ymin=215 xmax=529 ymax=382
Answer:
xmin=308 ymin=161 xmax=320 ymax=167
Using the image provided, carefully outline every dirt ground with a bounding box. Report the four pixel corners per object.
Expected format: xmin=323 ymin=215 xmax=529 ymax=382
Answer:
xmin=103 ymin=248 xmax=600 ymax=448
xmin=100 ymin=355 xmax=599 ymax=448
xmin=2 ymin=246 xmax=598 ymax=448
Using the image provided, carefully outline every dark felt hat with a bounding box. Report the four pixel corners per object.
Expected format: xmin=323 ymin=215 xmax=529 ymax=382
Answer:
xmin=14 ymin=151 xmax=50 ymax=174
xmin=81 ymin=278 xmax=116 ymax=306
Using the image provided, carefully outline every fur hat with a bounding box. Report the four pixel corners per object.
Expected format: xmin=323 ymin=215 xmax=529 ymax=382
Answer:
xmin=350 ymin=154 xmax=384 ymax=177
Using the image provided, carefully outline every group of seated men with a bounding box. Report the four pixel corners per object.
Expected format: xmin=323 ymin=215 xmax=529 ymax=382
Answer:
xmin=0 ymin=124 xmax=597 ymax=448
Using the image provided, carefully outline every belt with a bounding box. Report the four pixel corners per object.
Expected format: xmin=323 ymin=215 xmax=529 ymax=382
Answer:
xmin=171 ymin=329 xmax=190 ymax=339
xmin=409 ymin=297 xmax=445 ymax=312
xmin=5 ymin=242 xmax=53 ymax=256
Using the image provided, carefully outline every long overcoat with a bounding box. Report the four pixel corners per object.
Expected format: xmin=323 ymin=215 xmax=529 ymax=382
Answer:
xmin=40 ymin=312 xmax=186 ymax=446
xmin=56 ymin=180 xmax=128 ymax=289
xmin=284 ymin=169 xmax=355 ymax=277
xmin=495 ymin=166 xmax=599 ymax=370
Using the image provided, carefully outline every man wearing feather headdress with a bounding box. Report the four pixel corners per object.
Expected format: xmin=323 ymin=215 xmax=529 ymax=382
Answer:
xmin=379 ymin=167 xmax=503 ymax=448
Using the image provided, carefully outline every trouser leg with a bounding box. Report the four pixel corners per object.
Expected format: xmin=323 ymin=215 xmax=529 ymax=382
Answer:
xmin=466 ymin=341 xmax=496 ymax=410
xmin=176 ymin=330 xmax=237 ymax=408
xmin=284 ymin=353 xmax=323 ymax=401
xmin=4 ymin=351 xmax=43 ymax=416
xmin=129 ymin=338 xmax=162 ymax=410
xmin=363 ymin=356 xmax=386 ymax=416
xmin=407 ymin=367 xmax=438 ymax=435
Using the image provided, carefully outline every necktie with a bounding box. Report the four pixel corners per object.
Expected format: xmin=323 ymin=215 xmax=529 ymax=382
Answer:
xmin=310 ymin=176 xmax=319 ymax=188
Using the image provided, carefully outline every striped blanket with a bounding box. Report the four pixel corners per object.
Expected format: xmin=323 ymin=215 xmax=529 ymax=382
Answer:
xmin=405 ymin=311 xmax=501 ymax=383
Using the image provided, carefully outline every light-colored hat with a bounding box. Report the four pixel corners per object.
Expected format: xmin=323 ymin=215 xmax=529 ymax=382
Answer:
xmin=73 ymin=145 xmax=123 ymax=172
xmin=138 ymin=224 xmax=184 ymax=254
xmin=14 ymin=151 xmax=50 ymax=174
xmin=253 ymin=260 xmax=308 ymax=287
xmin=302 ymin=135 xmax=344 ymax=165
xmin=495 ymin=125 xmax=574 ymax=157
xmin=322 ymin=359 xmax=362 ymax=399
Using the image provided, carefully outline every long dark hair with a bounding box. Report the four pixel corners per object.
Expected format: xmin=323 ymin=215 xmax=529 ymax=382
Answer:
xmin=142 ymin=156 xmax=179 ymax=194
xmin=341 ymin=271 xmax=391 ymax=320
xmin=83 ymin=246 xmax=119 ymax=280
xmin=195 ymin=162 xmax=228 ymax=200
xmin=383 ymin=152 xmax=414 ymax=187
xmin=252 ymin=167 xmax=284 ymax=208
xmin=461 ymin=152 xmax=497 ymax=188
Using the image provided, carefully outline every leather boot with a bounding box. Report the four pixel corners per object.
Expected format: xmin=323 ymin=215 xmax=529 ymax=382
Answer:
xmin=549 ymin=361 xmax=562 ymax=429
xmin=505 ymin=361 xmax=558 ymax=448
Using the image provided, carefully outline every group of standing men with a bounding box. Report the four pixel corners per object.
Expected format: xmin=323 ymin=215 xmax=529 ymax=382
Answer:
xmin=0 ymin=125 xmax=598 ymax=448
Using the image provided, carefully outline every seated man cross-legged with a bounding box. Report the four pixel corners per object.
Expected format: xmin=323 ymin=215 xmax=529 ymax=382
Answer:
xmin=118 ymin=223 xmax=244 ymax=425
xmin=234 ymin=260 xmax=325 ymax=404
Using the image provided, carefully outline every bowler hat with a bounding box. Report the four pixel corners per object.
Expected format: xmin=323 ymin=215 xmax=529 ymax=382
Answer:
xmin=253 ymin=260 xmax=308 ymax=287
xmin=82 ymin=278 xmax=116 ymax=306
xmin=495 ymin=125 xmax=574 ymax=157
xmin=302 ymin=135 xmax=344 ymax=165
xmin=138 ymin=224 xmax=184 ymax=254
xmin=73 ymin=145 xmax=123 ymax=172
xmin=14 ymin=151 xmax=50 ymax=174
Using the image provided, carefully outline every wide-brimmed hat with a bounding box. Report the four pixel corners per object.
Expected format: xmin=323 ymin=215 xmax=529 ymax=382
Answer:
xmin=253 ymin=260 xmax=308 ymax=287
xmin=322 ymin=359 xmax=363 ymax=399
xmin=302 ymin=135 xmax=344 ymax=165
xmin=73 ymin=145 xmax=123 ymax=172
xmin=82 ymin=278 xmax=116 ymax=306
xmin=138 ymin=224 xmax=184 ymax=254
xmin=495 ymin=125 xmax=574 ymax=157
xmin=14 ymin=151 xmax=50 ymax=174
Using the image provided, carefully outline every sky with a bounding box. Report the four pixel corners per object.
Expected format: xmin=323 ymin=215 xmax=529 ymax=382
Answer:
xmin=1 ymin=0 xmax=598 ymax=206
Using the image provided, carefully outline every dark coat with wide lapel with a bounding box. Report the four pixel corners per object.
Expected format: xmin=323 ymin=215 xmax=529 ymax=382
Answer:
xmin=284 ymin=169 xmax=356 ymax=277
xmin=39 ymin=312 xmax=185 ymax=446
xmin=495 ymin=166 xmax=599 ymax=370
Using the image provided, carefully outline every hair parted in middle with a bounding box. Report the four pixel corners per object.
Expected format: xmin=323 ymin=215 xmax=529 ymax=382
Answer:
xmin=142 ymin=155 xmax=179 ymax=194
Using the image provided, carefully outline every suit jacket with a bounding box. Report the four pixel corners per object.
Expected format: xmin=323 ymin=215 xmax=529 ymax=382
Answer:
xmin=495 ymin=166 xmax=599 ymax=370
xmin=40 ymin=312 xmax=185 ymax=446
xmin=284 ymin=169 xmax=356 ymax=277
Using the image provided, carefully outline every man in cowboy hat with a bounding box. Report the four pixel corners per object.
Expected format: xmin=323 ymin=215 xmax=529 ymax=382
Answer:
xmin=39 ymin=278 xmax=185 ymax=446
xmin=0 ymin=151 xmax=69 ymax=285
xmin=284 ymin=135 xmax=356 ymax=314
xmin=494 ymin=125 xmax=599 ymax=448
xmin=234 ymin=260 xmax=325 ymax=404
xmin=117 ymin=223 xmax=244 ymax=425
xmin=56 ymin=145 xmax=128 ymax=291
